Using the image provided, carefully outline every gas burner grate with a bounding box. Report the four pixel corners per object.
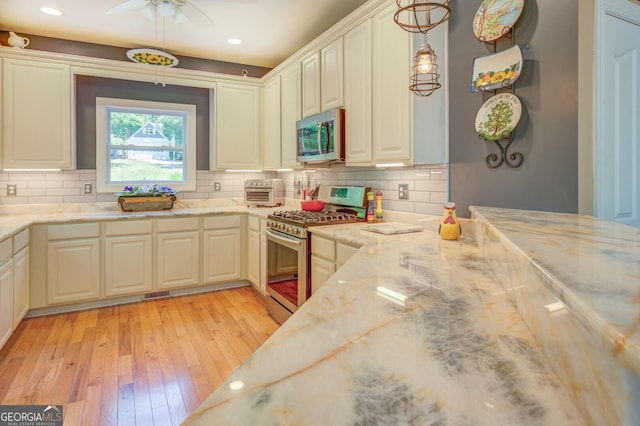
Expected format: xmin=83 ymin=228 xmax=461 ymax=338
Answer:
xmin=269 ymin=210 xmax=357 ymax=226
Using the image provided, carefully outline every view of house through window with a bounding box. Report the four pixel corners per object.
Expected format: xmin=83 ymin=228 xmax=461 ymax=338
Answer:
xmin=96 ymin=98 xmax=197 ymax=193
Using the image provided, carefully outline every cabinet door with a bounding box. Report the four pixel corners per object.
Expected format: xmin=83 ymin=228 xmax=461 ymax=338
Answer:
xmin=215 ymin=83 xmax=261 ymax=169
xmin=372 ymin=4 xmax=412 ymax=163
xmin=344 ymin=20 xmax=373 ymax=165
xmin=157 ymin=231 xmax=200 ymax=289
xmin=105 ymin=235 xmax=153 ymax=297
xmin=47 ymin=239 xmax=100 ymax=305
xmin=247 ymin=229 xmax=260 ymax=288
xmin=0 ymin=259 xmax=14 ymax=348
xmin=336 ymin=243 xmax=358 ymax=270
xmin=321 ymin=38 xmax=344 ymax=111
xmin=13 ymin=247 xmax=29 ymax=326
xmin=310 ymin=254 xmax=335 ymax=297
xmin=262 ymin=76 xmax=282 ymax=170
xmin=2 ymin=59 xmax=71 ymax=169
xmin=301 ymin=52 xmax=321 ymax=118
xmin=281 ymin=63 xmax=302 ymax=168
xmin=203 ymin=229 xmax=242 ymax=283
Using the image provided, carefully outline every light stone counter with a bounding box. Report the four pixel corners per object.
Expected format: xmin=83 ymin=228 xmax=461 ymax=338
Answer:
xmin=184 ymin=216 xmax=585 ymax=425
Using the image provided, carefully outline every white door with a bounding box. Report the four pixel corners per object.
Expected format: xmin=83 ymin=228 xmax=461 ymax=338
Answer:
xmin=595 ymin=0 xmax=640 ymax=227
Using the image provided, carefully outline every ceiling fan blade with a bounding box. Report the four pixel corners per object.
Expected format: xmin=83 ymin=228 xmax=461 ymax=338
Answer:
xmin=179 ymin=2 xmax=215 ymax=28
xmin=106 ymin=0 xmax=151 ymax=15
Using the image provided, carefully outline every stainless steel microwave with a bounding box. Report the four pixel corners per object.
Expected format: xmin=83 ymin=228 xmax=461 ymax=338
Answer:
xmin=296 ymin=108 xmax=345 ymax=163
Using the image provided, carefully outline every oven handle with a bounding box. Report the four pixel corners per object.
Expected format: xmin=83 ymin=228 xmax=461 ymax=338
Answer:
xmin=265 ymin=228 xmax=304 ymax=249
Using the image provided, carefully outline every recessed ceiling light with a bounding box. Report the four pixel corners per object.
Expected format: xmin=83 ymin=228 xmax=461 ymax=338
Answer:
xmin=40 ymin=7 xmax=63 ymax=16
xmin=227 ymin=38 xmax=242 ymax=45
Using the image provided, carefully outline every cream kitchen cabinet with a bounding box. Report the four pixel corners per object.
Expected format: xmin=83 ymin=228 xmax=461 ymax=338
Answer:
xmin=157 ymin=217 xmax=200 ymax=290
xmin=344 ymin=19 xmax=373 ymax=165
xmin=247 ymin=215 xmax=261 ymax=290
xmin=310 ymin=234 xmax=359 ymax=296
xmin=12 ymin=229 xmax=29 ymax=326
xmin=46 ymin=223 xmax=101 ymax=305
xmin=301 ymin=51 xmax=321 ymax=118
xmin=280 ymin=63 xmax=302 ymax=168
xmin=262 ymin=76 xmax=282 ymax=170
xmin=320 ymin=38 xmax=344 ymax=111
xmin=105 ymin=220 xmax=153 ymax=297
xmin=372 ymin=3 xmax=412 ymax=164
xmin=0 ymin=240 xmax=13 ymax=349
xmin=2 ymin=58 xmax=72 ymax=169
xmin=215 ymin=82 xmax=261 ymax=170
xmin=203 ymin=215 xmax=244 ymax=284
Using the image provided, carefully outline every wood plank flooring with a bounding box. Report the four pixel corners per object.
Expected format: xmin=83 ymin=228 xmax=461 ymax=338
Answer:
xmin=0 ymin=286 xmax=279 ymax=425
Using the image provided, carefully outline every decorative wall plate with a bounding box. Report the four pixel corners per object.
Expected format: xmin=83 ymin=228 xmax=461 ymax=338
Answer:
xmin=126 ymin=48 xmax=179 ymax=67
xmin=473 ymin=0 xmax=525 ymax=42
xmin=475 ymin=93 xmax=522 ymax=141
xmin=471 ymin=44 xmax=522 ymax=92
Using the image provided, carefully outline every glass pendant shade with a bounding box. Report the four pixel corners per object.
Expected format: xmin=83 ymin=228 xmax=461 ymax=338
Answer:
xmin=394 ymin=0 xmax=451 ymax=33
xmin=410 ymin=42 xmax=441 ymax=96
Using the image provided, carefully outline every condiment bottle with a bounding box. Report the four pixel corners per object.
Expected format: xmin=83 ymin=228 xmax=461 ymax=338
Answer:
xmin=366 ymin=191 xmax=375 ymax=223
xmin=375 ymin=191 xmax=384 ymax=223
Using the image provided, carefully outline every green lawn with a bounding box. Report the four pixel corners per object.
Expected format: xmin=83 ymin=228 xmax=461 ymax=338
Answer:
xmin=110 ymin=159 xmax=183 ymax=182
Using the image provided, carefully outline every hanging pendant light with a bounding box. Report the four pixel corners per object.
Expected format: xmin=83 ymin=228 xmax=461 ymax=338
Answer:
xmin=410 ymin=38 xmax=441 ymax=97
xmin=394 ymin=0 xmax=451 ymax=33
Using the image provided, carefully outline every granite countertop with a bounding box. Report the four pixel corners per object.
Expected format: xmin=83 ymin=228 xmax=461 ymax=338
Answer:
xmin=184 ymin=218 xmax=584 ymax=425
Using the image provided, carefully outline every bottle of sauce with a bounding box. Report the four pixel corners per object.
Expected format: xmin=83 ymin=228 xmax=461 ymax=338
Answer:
xmin=375 ymin=191 xmax=384 ymax=223
xmin=366 ymin=191 xmax=375 ymax=223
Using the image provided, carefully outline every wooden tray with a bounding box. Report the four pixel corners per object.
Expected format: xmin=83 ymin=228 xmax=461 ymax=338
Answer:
xmin=117 ymin=195 xmax=176 ymax=212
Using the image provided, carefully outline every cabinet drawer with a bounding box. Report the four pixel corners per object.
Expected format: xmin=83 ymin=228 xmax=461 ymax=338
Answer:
xmin=106 ymin=220 xmax=152 ymax=236
xmin=311 ymin=235 xmax=335 ymax=261
xmin=13 ymin=229 xmax=29 ymax=253
xmin=48 ymin=223 xmax=100 ymax=240
xmin=337 ymin=243 xmax=358 ymax=265
xmin=248 ymin=215 xmax=260 ymax=231
xmin=203 ymin=215 xmax=241 ymax=230
xmin=157 ymin=217 xmax=199 ymax=233
xmin=0 ymin=239 xmax=12 ymax=265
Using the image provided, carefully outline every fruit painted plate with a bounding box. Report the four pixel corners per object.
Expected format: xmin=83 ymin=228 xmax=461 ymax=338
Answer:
xmin=470 ymin=44 xmax=522 ymax=92
xmin=473 ymin=0 xmax=525 ymax=42
xmin=475 ymin=93 xmax=522 ymax=141
xmin=126 ymin=48 xmax=179 ymax=67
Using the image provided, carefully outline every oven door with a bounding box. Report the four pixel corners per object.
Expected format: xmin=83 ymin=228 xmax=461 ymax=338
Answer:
xmin=265 ymin=229 xmax=308 ymax=322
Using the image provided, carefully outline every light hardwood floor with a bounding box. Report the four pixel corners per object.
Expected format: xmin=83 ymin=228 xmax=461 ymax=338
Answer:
xmin=0 ymin=286 xmax=279 ymax=425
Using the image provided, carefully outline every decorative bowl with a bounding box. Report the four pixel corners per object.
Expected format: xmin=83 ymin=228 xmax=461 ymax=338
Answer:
xmin=301 ymin=200 xmax=325 ymax=211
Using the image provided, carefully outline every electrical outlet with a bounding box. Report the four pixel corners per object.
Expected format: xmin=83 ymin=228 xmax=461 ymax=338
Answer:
xmin=83 ymin=183 xmax=93 ymax=194
xmin=214 ymin=182 xmax=221 ymax=191
xmin=398 ymin=184 xmax=409 ymax=200
xmin=7 ymin=184 xmax=17 ymax=196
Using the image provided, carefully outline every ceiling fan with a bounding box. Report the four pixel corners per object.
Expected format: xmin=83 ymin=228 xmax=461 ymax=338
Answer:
xmin=106 ymin=0 xmax=215 ymax=28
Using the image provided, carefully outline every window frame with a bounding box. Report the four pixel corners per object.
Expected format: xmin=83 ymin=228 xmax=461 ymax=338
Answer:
xmin=96 ymin=97 xmax=197 ymax=193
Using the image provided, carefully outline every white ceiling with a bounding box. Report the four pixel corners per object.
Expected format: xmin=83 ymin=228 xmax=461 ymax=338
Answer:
xmin=0 ymin=0 xmax=369 ymax=68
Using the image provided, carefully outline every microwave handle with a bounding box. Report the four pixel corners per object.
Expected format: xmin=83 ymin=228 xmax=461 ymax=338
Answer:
xmin=319 ymin=121 xmax=332 ymax=154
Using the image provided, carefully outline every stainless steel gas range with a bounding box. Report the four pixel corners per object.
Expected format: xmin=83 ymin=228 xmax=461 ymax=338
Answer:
xmin=264 ymin=185 xmax=368 ymax=324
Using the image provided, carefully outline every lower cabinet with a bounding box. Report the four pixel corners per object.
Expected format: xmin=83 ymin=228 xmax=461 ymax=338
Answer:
xmin=47 ymin=223 xmax=101 ymax=305
xmin=310 ymin=234 xmax=359 ymax=296
xmin=203 ymin=215 xmax=243 ymax=284
xmin=247 ymin=215 xmax=264 ymax=292
xmin=12 ymin=246 xmax=29 ymax=326
xmin=105 ymin=220 xmax=153 ymax=297
xmin=0 ymin=258 xmax=13 ymax=348
xmin=157 ymin=217 xmax=200 ymax=289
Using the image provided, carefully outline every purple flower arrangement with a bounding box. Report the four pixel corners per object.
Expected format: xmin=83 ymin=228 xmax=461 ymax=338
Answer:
xmin=116 ymin=184 xmax=178 ymax=197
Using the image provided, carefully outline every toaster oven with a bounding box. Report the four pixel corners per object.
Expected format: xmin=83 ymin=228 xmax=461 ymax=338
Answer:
xmin=244 ymin=179 xmax=284 ymax=207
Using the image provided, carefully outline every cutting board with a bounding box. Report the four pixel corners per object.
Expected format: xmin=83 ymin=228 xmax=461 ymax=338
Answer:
xmin=362 ymin=222 xmax=424 ymax=235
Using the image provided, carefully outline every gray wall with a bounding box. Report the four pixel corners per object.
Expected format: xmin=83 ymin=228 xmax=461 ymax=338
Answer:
xmin=449 ymin=0 xmax=579 ymax=217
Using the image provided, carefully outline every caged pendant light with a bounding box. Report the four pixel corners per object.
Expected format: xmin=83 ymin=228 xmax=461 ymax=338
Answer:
xmin=393 ymin=0 xmax=451 ymax=97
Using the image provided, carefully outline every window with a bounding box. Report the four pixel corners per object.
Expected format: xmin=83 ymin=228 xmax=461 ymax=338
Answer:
xmin=96 ymin=97 xmax=196 ymax=193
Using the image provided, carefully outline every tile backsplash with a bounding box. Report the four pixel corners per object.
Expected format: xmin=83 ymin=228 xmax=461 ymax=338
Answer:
xmin=0 ymin=164 xmax=449 ymax=215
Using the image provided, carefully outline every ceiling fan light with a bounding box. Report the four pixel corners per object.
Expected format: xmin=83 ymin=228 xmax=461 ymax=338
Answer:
xmin=140 ymin=3 xmax=156 ymax=21
xmin=157 ymin=1 xmax=176 ymax=17
xmin=173 ymin=10 xmax=188 ymax=24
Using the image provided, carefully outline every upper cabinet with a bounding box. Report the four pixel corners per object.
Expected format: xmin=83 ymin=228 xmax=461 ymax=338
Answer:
xmin=372 ymin=3 xmax=412 ymax=164
xmin=320 ymin=38 xmax=344 ymax=111
xmin=214 ymin=82 xmax=261 ymax=170
xmin=2 ymin=58 xmax=72 ymax=169
xmin=262 ymin=76 xmax=282 ymax=170
xmin=301 ymin=51 xmax=321 ymax=118
xmin=344 ymin=20 xmax=373 ymax=166
xmin=280 ymin=63 xmax=302 ymax=169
